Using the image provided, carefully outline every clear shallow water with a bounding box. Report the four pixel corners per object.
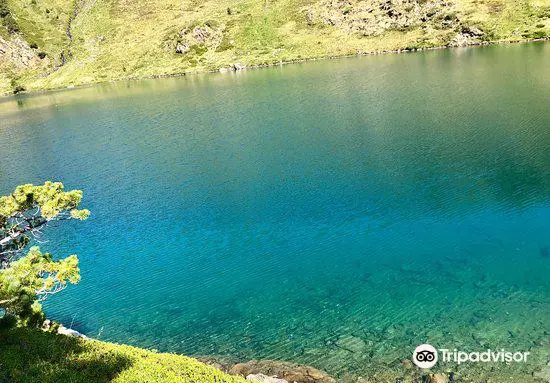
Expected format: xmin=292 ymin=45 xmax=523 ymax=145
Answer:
xmin=1 ymin=43 xmax=549 ymax=381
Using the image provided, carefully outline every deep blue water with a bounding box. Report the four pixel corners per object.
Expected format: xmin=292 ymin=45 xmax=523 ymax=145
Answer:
xmin=1 ymin=42 xmax=549 ymax=380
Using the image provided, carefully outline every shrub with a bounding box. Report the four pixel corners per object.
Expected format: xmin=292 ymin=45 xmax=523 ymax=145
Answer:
xmin=0 ymin=0 xmax=9 ymax=18
xmin=215 ymin=36 xmax=233 ymax=52
xmin=0 ymin=313 xmax=17 ymax=329
xmin=188 ymin=44 xmax=208 ymax=55
xmin=2 ymin=14 xmax=19 ymax=33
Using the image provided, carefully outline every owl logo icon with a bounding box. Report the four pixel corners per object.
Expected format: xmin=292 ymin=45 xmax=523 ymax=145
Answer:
xmin=413 ymin=344 xmax=438 ymax=368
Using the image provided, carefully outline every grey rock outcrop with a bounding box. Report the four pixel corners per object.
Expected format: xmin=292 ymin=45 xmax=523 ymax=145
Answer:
xmin=175 ymin=23 xmax=224 ymax=54
xmin=449 ymin=26 xmax=485 ymax=46
xmin=0 ymin=35 xmax=42 ymax=69
xmin=57 ymin=325 xmax=88 ymax=339
xmin=305 ymin=0 xmax=458 ymax=37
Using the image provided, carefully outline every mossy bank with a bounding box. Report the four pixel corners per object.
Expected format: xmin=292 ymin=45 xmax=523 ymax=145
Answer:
xmin=0 ymin=326 xmax=247 ymax=383
xmin=0 ymin=0 xmax=549 ymax=95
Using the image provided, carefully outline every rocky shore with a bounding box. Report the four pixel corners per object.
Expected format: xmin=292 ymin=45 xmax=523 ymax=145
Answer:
xmin=47 ymin=311 xmax=550 ymax=383
xmin=2 ymin=36 xmax=548 ymax=98
xmin=198 ymin=358 xmax=336 ymax=383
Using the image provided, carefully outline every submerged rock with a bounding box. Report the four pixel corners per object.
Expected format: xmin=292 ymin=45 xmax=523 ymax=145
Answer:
xmin=426 ymin=373 xmax=448 ymax=383
xmin=230 ymin=360 xmax=335 ymax=383
xmin=448 ymin=371 xmax=461 ymax=381
xmin=534 ymin=364 xmax=550 ymax=382
xmin=335 ymin=335 xmax=367 ymax=353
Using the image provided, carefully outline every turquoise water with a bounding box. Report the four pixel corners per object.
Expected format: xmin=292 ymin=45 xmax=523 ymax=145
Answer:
xmin=1 ymin=43 xmax=549 ymax=381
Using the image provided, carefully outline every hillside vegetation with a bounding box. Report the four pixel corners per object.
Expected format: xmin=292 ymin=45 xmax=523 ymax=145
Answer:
xmin=0 ymin=326 xmax=246 ymax=383
xmin=0 ymin=0 xmax=549 ymax=94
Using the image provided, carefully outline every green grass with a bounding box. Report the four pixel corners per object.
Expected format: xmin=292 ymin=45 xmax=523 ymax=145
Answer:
xmin=0 ymin=0 xmax=549 ymax=94
xmin=5 ymin=0 xmax=72 ymax=55
xmin=0 ymin=326 xmax=246 ymax=383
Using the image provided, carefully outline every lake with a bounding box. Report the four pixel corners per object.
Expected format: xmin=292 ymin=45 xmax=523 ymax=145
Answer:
xmin=1 ymin=42 xmax=549 ymax=382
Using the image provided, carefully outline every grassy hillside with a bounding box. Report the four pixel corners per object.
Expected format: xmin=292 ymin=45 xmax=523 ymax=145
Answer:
xmin=0 ymin=0 xmax=549 ymax=94
xmin=0 ymin=326 xmax=246 ymax=383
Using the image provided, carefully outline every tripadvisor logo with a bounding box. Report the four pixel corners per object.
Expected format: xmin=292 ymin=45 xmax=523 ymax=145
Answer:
xmin=413 ymin=344 xmax=438 ymax=368
xmin=412 ymin=344 xmax=530 ymax=368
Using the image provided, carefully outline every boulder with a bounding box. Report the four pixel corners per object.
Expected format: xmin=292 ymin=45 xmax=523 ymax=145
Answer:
xmin=230 ymin=360 xmax=335 ymax=383
xmin=246 ymin=374 xmax=289 ymax=383
xmin=175 ymin=23 xmax=224 ymax=54
xmin=462 ymin=26 xmax=484 ymax=37
xmin=230 ymin=62 xmax=246 ymax=71
xmin=175 ymin=42 xmax=190 ymax=54
xmin=57 ymin=325 xmax=87 ymax=339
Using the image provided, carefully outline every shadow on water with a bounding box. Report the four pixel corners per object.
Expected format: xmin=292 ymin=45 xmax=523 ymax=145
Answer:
xmin=0 ymin=327 xmax=132 ymax=383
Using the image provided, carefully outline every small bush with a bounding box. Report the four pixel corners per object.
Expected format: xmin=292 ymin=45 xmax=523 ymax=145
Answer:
xmin=10 ymin=79 xmax=25 ymax=94
xmin=215 ymin=36 xmax=233 ymax=52
xmin=204 ymin=20 xmax=219 ymax=28
xmin=188 ymin=44 xmax=208 ymax=55
xmin=481 ymin=29 xmax=497 ymax=41
xmin=2 ymin=14 xmax=19 ymax=33
xmin=0 ymin=314 xmax=17 ymax=329
xmin=533 ymin=30 xmax=548 ymax=39
xmin=0 ymin=0 xmax=9 ymax=18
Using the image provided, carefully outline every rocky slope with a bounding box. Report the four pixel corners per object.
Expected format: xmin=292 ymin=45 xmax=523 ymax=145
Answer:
xmin=0 ymin=0 xmax=549 ymax=94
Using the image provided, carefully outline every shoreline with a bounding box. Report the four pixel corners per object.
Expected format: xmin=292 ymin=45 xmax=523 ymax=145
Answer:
xmin=48 ymin=317 xmax=549 ymax=383
xmin=2 ymin=37 xmax=549 ymax=99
